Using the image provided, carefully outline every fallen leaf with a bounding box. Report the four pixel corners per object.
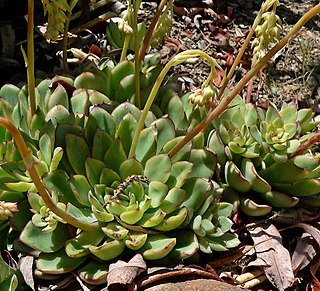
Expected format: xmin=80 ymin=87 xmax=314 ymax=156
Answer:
xmin=291 ymin=232 xmax=317 ymax=275
xmin=248 ymin=222 xmax=295 ymax=291
xmin=19 ymin=256 xmax=35 ymax=290
xmin=107 ymin=254 xmax=146 ymax=288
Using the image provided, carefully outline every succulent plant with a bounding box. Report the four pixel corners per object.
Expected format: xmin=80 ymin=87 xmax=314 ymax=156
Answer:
xmin=0 ymin=74 xmax=239 ymax=284
xmin=208 ymin=97 xmax=320 ymax=218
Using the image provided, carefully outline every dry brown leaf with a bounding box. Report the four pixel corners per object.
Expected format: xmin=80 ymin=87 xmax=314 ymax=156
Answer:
xmin=18 ymin=256 xmax=35 ymax=291
xmin=292 ymin=232 xmax=317 ymax=275
xmin=248 ymin=222 xmax=295 ymax=291
xmin=107 ymin=254 xmax=146 ymax=288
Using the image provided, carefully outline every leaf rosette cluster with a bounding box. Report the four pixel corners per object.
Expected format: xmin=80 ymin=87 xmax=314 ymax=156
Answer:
xmin=208 ymin=97 xmax=320 ymax=219
xmin=0 ymin=72 xmax=239 ymax=283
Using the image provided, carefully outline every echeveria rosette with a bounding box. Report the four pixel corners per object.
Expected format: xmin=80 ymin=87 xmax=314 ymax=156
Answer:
xmin=208 ymin=100 xmax=320 ymax=219
xmin=7 ymin=102 xmax=239 ymax=283
xmin=209 ymin=97 xmax=261 ymax=165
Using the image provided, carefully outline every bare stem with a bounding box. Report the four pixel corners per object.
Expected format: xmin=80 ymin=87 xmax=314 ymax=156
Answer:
xmin=138 ymin=0 xmax=167 ymax=64
xmin=62 ymin=10 xmax=71 ymax=70
xmin=168 ymin=3 xmax=320 ymax=158
xmin=133 ymin=1 xmax=141 ymax=108
xmin=27 ymin=0 xmax=36 ymax=116
xmin=0 ymin=117 xmax=100 ymax=231
xmin=289 ymin=131 xmax=320 ymax=158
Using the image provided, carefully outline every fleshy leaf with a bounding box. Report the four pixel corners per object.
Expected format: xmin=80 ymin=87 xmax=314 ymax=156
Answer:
xmin=144 ymin=154 xmax=171 ymax=183
xmin=20 ymin=221 xmax=71 ymax=253
xmin=141 ymin=235 xmax=176 ymax=260
xmin=36 ymin=248 xmax=86 ymax=275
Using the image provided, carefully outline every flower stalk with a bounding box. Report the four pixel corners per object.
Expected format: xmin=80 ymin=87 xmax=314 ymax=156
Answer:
xmin=27 ymin=0 xmax=36 ymax=116
xmin=129 ymin=49 xmax=220 ymax=158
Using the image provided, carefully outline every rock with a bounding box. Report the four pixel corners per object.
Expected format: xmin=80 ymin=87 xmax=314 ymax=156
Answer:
xmin=144 ymin=278 xmax=250 ymax=291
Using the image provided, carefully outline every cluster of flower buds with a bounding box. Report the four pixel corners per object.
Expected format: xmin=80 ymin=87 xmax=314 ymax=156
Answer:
xmin=41 ymin=0 xmax=78 ymax=40
xmin=251 ymin=0 xmax=282 ymax=64
xmin=0 ymin=201 xmax=18 ymax=220
xmin=118 ymin=9 xmax=133 ymax=35
xmin=188 ymin=83 xmax=219 ymax=107
xmin=150 ymin=0 xmax=173 ymax=47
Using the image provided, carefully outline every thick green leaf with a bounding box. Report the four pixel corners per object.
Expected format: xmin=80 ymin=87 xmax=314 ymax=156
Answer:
xmin=74 ymin=70 xmax=109 ymax=95
xmin=70 ymin=89 xmax=89 ymax=115
xmin=66 ymin=203 xmax=97 ymax=224
xmin=43 ymin=170 xmax=82 ymax=206
xmin=116 ymin=74 xmax=135 ymax=102
xmin=168 ymin=230 xmax=199 ymax=260
xmin=189 ymin=149 xmax=216 ymax=179
xmin=77 ymin=260 xmax=109 ymax=285
xmin=85 ymin=158 xmax=105 ymax=186
xmin=0 ymin=252 xmax=15 ymax=284
xmin=20 ymin=221 xmax=71 ymax=253
xmin=86 ymin=107 xmax=117 ymax=143
xmin=141 ymin=235 xmax=176 ymax=260
xmin=166 ymin=161 xmax=193 ymax=188
xmin=116 ymin=113 xmax=137 ymax=155
xmin=144 ymin=154 xmax=171 ymax=183
xmin=151 ymin=117 xmax=176 ymax=154
xmin=147 ymin=181 xmax=169 ymax=208
xmin=69 ymin=175 xmax=92 ymax=207
xmin=36 ymin=248 xmax=86 ymax=274
xmin=65 ymin=229 xmax=105 ymax=257
xmin=47 ymin=84 xmax=69 ymax=111
xmin=161 ymin=137 xmax=192 ymax=162
xmin=119 ymin=158 xmax=144 ymax=180
xmin=111 ymin=102 xmax=141 ymax=126
xmin=99 ymin=168 xmax=121 ymax=186
xmin=0 ymin=84 xmax=19 ymax=107
xmin=66 ymin=134 xmax=91 ymax=175
xmin=45 ymin=105 xmax=70 ymax=127
xmin=109 ymin=61 xmax=135 ymax=100
xmin=104 ymin=139 xmax=127 ymax=173
xmin=135 ymin=127 xmax=156 ymax=165
xmin=181 ymin=178 xmax=212 ymax=211
xmin=92 ymin=128 xmax=114 ymax=161
xmin=159 ymin=188 xmax=187 ymax=214
xmin=89 ymin=239 xmax=125 ymax=260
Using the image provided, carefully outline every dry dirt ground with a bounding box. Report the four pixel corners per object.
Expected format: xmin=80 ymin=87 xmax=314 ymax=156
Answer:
xmin=150 ymin=0 xmax=320 ymax=112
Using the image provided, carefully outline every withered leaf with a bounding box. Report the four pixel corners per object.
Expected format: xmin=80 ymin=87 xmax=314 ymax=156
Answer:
xmin=107 ymin=254 xmax=146 ymax=288
xmin=19 ymin=256 xmax=35 ymax=291
xmin=248 ymin=222 xmax=294 ymax=291
xmin=292 ymin=232 xmax=317 ymax=275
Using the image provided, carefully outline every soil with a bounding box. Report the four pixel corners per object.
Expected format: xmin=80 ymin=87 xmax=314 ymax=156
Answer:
xmin=160 ymin=0 xmax=320 ymax=110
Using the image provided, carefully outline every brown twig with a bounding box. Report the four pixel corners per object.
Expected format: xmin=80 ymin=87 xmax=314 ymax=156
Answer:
xmin=289 ymin=131 xmax=320 ymax=158
xmin=138 ymin=0 xmax=167 ymax=64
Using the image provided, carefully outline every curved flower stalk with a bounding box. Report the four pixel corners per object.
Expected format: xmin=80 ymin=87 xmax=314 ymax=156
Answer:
xmin=208 ymin=99 xmax=320 ymax=218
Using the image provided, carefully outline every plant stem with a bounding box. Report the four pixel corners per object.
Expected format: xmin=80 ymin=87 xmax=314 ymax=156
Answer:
xmin=218 ymin=5 xmax=263 ymax=99
xmin=62 ymin=10 xmax=71 ymax=70
xmin=168 ymin=3 xmax=320 ymax=158
xmin=0 ymin=117 xmax=100 ymax=231
xmin=120 ymin=33 xmax=131 ymax=62
xmin=132 ymin=0 xmax=141 ymax=108
xmin=138 ymin=0 xmax=167 ymax=64
xmin=129 ymin=50 xmax=219 ymax=158
xmin=27 ymin=0 xmax=36 ymax=116
xmin=289 ymin=131 xmax=320 ymax=158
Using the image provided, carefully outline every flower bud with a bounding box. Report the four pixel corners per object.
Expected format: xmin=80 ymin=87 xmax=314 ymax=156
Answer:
xmin=0 ymin=201 xmax=18 ymax=220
